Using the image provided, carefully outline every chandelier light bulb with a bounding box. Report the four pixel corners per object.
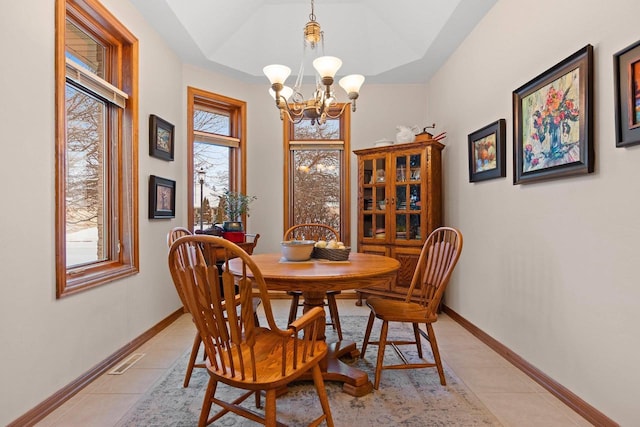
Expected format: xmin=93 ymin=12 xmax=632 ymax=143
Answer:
xmin=339 ymin=74 xmax=365 ymax=96
xmin=312 ymin=56 xmax=343 ymax=79
xmin=269 ymin=86 xmax=293 ymax=100
xmin=263 ymin=64 xmax=291 ymax=85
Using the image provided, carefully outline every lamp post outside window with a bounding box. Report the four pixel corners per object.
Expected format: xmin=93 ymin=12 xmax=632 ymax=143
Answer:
xmin=197 ymin=167 xmax=206 ymax=231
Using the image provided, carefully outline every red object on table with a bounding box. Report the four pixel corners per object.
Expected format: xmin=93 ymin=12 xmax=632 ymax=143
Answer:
xmin=222 ymin=231 xmax=245 ymax=243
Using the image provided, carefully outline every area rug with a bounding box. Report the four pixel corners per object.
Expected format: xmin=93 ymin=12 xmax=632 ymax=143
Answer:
xmin=116 ymin=316 xmax=502 ymax=426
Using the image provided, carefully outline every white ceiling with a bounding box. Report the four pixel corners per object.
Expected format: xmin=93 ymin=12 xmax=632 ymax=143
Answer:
xmin=129 ymin=0 xmax=496 ymax=84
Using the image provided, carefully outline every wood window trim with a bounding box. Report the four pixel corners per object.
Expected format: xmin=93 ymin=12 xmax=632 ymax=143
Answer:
xmin=55 ymin=0 xmax=139 ymax=298
xmin=187 ymin=86 xmax=247 ymax=231
xmin=282 ymin=106 xmax=351 ymax=243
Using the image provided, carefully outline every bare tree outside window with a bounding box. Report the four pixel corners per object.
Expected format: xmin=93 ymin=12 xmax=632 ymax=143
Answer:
xmin=293 ymin=149 xmax=341 ymax=230
xmin=286 ymin=112 xmax=350 ymax=241
xmin=193 ymin=107 xmax=232 ymax=228
xmin=65 ymin=85 xmax=106 ymax=266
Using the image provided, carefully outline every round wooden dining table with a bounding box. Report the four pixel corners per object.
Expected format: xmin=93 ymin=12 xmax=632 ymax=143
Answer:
xmin=227 ymin=252 xmax=400 ymax=396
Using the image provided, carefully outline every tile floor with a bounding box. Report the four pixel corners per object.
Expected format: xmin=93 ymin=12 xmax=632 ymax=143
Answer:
xmin=37 ymin=299 xmax=592 ymax=426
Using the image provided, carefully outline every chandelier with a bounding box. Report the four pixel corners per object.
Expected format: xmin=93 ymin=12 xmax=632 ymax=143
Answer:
xmin=263 ymin=0 xmax=365 ymax=125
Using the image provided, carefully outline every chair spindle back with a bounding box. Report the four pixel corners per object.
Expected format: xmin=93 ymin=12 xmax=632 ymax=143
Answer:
xmin=284 ymin=223 xmax=339 ymax=242
xmin=406 ymin=227 xmax=463 ymax=314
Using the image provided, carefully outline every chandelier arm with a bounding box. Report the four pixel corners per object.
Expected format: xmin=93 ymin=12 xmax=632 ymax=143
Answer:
xmin=323 ymin=102 xmax=350 ymax=120
xmin=277 ymin=95 xmax=305 ymax=124
xmin=282 ymin=108 xmax=305 ymax=124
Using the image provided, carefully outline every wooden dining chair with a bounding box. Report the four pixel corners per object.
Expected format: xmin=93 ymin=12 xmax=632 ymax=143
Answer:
xmin=360 ymin=226 xmax=463 ymax=389
xmin=284 ymin=223 xmax=343 ymax=340
xmin=167 ymin=227 xmax=207 ymax=388
xmin=168 ymin=235 xmax=334 ymax=427
xmin=167 ymin=227 xmax=193 ymax=310
xmin=167 ymin=227 xmax=262 ymax=388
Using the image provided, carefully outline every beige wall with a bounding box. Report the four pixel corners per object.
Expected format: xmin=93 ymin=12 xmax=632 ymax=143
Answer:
xmin=427 ymin=0 xmax=640 ymax=424
xmin=0 ymin=0 xmax=186 ymax=423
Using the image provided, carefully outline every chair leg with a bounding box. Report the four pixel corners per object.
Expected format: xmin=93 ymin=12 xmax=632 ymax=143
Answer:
xmin=326 ymin=293 xmax=343 ymax=341
xmin=426 ymin=322 xmax=446 ymax=385
xmin=360 ymin=311 xmax=376 ymax=358
xmin=264 ymin=389 xmax=277 ymax=427
xmin=311 ymin=363 xmax=335 ymax=427
xmin=373 ymin=320 xmax=389 ymax=390
xmin=412 ymin=322 xmax=423 ymax=359
xmin=184 ymin=332 xmax=202 ymax=387
xmin=287 ymin=293 xmax=300 ymax=325
xmin=198 ymin=377 xmax=216 ymax=427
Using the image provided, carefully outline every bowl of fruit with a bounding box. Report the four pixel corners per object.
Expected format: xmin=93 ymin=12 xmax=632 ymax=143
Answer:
xmin=312 ymin=239 xmax=351 ymax=261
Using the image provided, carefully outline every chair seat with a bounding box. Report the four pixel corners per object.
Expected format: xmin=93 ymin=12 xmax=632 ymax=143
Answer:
xmin=209 ymin=328 xmax=327 ymax=390
xmin=366 ymin=297 xmax=437 ymax=323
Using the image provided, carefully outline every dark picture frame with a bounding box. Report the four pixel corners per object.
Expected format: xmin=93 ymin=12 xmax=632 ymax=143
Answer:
xmin=149 ymin=114 xmax=175 ymax=161
xmin=468 ymin=119 xmax=506 ymax=182
xmin=614 ymin=39 xmax=640 ymax=147
xmin=513 ymin=44 xmax=594 ymax=184
xmin=149 ymin=175 xmax=176 ymax=219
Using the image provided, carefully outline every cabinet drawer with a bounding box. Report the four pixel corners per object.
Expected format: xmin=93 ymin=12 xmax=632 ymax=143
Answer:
xmin=359 ymin=244 xmax=388 ymax=257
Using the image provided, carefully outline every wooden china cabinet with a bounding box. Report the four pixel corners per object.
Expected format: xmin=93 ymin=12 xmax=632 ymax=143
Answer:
xmin=353 ymin=139 xmax=444 ymax=304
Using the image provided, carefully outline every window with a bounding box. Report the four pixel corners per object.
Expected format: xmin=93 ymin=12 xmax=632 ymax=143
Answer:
xmin=283 ymin=107 xmax=351 ymax=242
xmin=187 ymin=87 xmax=246 ymax=231
xmin=55 ymin=0 xmax=139 ymax=297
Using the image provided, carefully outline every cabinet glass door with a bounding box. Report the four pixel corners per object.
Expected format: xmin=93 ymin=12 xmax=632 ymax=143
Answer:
xmin=362 ymin=157 xmax=387 ymax=240
xmin=393 ymin=151 xmax=422 ymax=241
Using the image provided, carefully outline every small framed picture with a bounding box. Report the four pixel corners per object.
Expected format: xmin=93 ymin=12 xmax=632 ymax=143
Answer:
xmin=614 ymin=39 xmax=640 ymax=147
xmin=468 ymin=119 xmax=506 ymax=182
xmin=149 ymin=114 xmax=174 ymax=161
xmin=149 ymin=175 xmax=176 ymax=219
xmin=513 ymin=45 xmax=594 ymax=184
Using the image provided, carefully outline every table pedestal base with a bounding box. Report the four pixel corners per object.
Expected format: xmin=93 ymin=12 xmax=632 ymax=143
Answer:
xmin=296 ymin=339 xmax=372 ymax=397
xmin=296 ymin=291 xmax=373 ymax=396
xmin=326 ymin=340 xmax=372 ymax=396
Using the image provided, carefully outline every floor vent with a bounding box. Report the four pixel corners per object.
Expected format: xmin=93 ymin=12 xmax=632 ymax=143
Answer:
xmin=108 ymin=353 xmax=146 ymax=375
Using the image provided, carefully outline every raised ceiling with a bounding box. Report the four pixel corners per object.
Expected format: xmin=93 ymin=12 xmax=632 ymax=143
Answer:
xmin=129 ymin=0 xmax=496 ymax=84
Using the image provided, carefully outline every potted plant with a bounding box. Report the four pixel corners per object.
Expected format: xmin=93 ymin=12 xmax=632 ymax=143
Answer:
xmin=218 ymin=190 xmax=257 ymax=233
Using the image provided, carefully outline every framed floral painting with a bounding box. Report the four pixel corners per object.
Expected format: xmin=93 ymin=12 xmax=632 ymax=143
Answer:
xmin=513 ymin=45 xmax=594 ymax=184
xmin=614 ymin=39 xmax=640 ymax=147
xmin=468 ymin=119 xmax=506 ymax=182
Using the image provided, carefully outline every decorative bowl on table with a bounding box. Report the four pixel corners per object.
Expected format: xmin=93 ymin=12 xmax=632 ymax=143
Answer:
xmin=313 ymin=246 xmax=351 ymax=261
xmin=280 ymin=240 xmax=315 ymax=261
